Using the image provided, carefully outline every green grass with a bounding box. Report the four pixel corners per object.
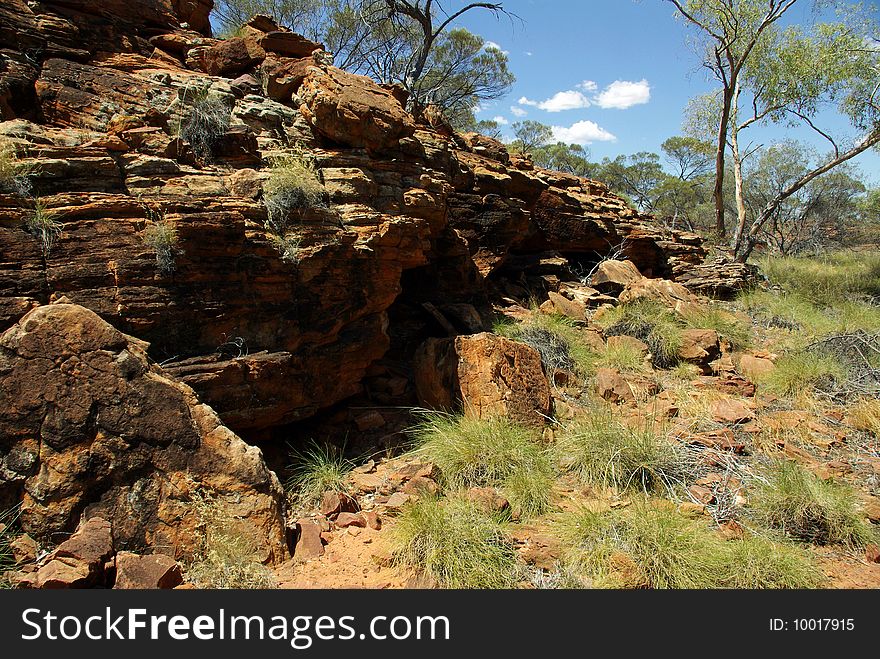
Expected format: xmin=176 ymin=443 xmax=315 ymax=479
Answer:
xmin=556 ymin=502 xmax=819 ymax=589
xmin=285 ymin=441 xmax=353 ymax=510
xmin=597 ymin=299 xmax=683 ymax=369
xmin=0 ymin=136 xmax=36 ymax=195
xmin=25 ymin=198 xmax=62 ymax=258
xmin=143 ymin=210 xmax=179 ymax=275
xmin=758 ymin=252 xmax=880 ymax=305
xmin=411 ymin=414 xmax=554 ymax=518
xmin=391 ymin=495 xmax=519 ymax=588
xmin=749 ymin=460 xmax=876 ymax=547
xmin=679 ymin=305 xmax=752 ymax=350
xmin=555 ymin=414 xmax=690 ymax=495
xmin=186 ymin=493 xmax=276 ymax=589
xmin=755 ymin=351 xmax=847 ymax=397
xmin=263 ymin=153 xmax=325 ymax=233
xmin=594 ymin=338 xmax=649 ymax=373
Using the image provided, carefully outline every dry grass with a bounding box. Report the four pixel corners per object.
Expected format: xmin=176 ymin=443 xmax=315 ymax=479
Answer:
xmin=24 ymin=198 xmax=62 ymax=258
xmin=178 ymin=87 xmax=231 ymax=162
xmin=186 ymin=493 xmax=276 ymax=589
xmin=263 ymin=153 xmax=325 ymax=234
xmin=0 ymin=137 xmax=36 ymax=195
xmin=143 ymin=209 xmax=180 ymax=275
xmin=848 ymin=398 xmax=880 ymax=437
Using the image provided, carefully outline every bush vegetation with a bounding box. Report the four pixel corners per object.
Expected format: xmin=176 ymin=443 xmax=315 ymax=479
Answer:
xmin=556 ymin=501 xmax=819 ymax=589
xmin=391 ymin=495 xmax=519 ymax=588
xmin=24 ymin=198 xmax=62 ymax=259
xmin=555 ymin=414 xmax=690 ymax=495
xmin=754 ymin=351 xmax=847 ymax=397
xmin=186 ymin=493 xmax=276 ymax=589
xmin=285 ymin=441 xmax=353 ymax=511
xmin=263 ymin=154 xmax=325 ymax=234
xmin=177 ymin=87 xmax=231 ymax=162
xmin=411 ymin=414 xmax=554 ymax=518
xmin=749 ymin=460 xmax=875 ymax=547
xmin=143 ymin=209 xmax=180 ymax=275
xmin=0 ymin=137 xmax=35 ymax=195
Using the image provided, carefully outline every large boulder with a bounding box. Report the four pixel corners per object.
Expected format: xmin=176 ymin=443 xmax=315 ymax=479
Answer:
xmin=298 ymin=66 xmax=417 ymax=152
xmin=0 ymin=303 xmax=287 ymax=563
xmin=413 ymin=333 xmax=552 ymax=426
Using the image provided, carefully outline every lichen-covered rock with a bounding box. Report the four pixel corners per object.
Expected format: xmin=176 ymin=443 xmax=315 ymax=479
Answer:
xmin=0 ymin=303 xmax=287 ymax=563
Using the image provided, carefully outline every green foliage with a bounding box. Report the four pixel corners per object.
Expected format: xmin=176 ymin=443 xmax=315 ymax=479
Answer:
xmin=143 ymin=209 xmax=180 ymax=276
xmin=556 ymin=414 xmax=690 ymax=495
xmin=0 ymin=137 xmax=35 ymax=195
xmin=678 ymin=305 xmax=752 ymax=350
xmin=759 ymin=252 xmax=880 ymax=305
xmin=25 ymin=198 xmax=62 ymax=259
xmin=510 ymin=120 xmax=554 ymax=154
xmin=749 ymin=460 xmax=876 ymax=547
xmin=285 ymin=441 xmax=353 ymax=510
xmin=391 ymin=495 xmax=519 ymax=589
xmin=556 ymin=501 xmax=819 ymax=589
xmin=530 ymin=142 xmax=595 ymax=178
xmin=263 ymin=154 xmax=325 ymax=233
xmin=756 ymin=351 xmax=847 ymax=397
xmin=411 ymin=414 xmax=554 ymax=519
xmin=598 ymin=299 xmax=683 ymax=369
xmin=187 ymin=493 xmax=276 ymax=589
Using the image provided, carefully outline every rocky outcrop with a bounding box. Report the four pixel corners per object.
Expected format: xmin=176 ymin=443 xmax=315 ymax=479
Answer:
xmin=0 ymin=302 xmax=287 ymax=562
xmin=0 ymin=5 xmax=751 ymax=442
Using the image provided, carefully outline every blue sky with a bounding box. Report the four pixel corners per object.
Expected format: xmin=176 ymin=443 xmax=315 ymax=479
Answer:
xmin=450 ymin=0 xmax=880 ymax=184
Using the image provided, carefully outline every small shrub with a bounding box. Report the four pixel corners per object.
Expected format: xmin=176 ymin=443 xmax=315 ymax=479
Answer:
xmin=391 ymin=495 xmax=519 ymax=588
xmin=24 ymin=198 xmax=62 ymax=258
xmin=556 ymin=502 xmax=818 ymax=589
xmin=143 ymin=209 xmax=180 ymax=275
xmin=595 ymin=338 xmax=649 ymax=373
xmin=186 ymin=493 xmax=276 ymax=589
xmin=263 ymin=154 xmax=325 ymax=234
xmin=269 ymin=233 xmax=302 ymax=265
xmin=517 ymin=326 xmax=575 ymax=374
xmin=177 ymin=87 xmax=231 ymax=162
xmin=756 ymin=351 xmax=847 ymax=397
xmin=556 ymin=414 xmax=690 ymax=495
xmin=411 ymin=414 xmax=554 ymax=518
xmin=285 ymin=441 xmax=353 ymax=510
xmin=0 ymin=137 xmax=35 ymax=195
xmin=750 ymin=460 xmax=875 ymax=547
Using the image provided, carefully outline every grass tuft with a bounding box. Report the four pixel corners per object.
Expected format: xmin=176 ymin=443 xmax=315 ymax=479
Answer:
xmin=556 ymin=502 xmax=819 ymax=589
xmin=755 ymin=351 xmax=847 ymax=397
xmin=285 ymin=441 xmax=353 ymax=511
xmin=143 ymin=208 xmax=180 ymax=275
xmin=555 ymin=414 xmax=690 ymax=495
xmin=391 ymin=495 xmax=519 ymax=588
xmin=411 ymin=414 xmax=554 ymax=519
xmin=178 ymin=87 xmax=231 ymax=162
xmin=24 ymin=198 xmax=62 ymax=259
xmin=0 ymin=137 xmax=36 ymax=195
xmin=749 ymin=460 xmax=875 ymax=547
xmin=599 ymin=299 xmax=683 ymax=369
xmin=263 ymin=153 xmax=325 ymax=234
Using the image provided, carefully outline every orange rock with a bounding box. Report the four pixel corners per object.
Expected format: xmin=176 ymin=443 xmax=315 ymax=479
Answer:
xmin=595 ymin=367 xmax=636 ymax=404
xmin=678 ymin=329 xmax=721 ymax=372
xmin=710 ymin=399 xmax=754 ymax=424
xmin=413 ymin=333 xmax=552 ymax=427
xmin=739 ymin=354 xmax=776 ymax=379
xmin=590 ymin=260 xmax=643 ymax=293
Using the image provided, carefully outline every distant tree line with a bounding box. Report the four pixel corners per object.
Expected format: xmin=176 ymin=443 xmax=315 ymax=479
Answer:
xmin=495 ymin=120 xmax=876 ymax=257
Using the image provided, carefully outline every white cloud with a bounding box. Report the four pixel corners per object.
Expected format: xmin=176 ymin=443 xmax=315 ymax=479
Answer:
xmin=510 ymin=106 xmax=528 ymax=118
xmin=577 ymin=80 xmax=598 ymax=92
xmin=594 ymin=79 xmax=651 ymax=109
xmin=518 ymin=90 xmax=591 ymax=112
xmin=492 ymin=115 xmax=509 ymax=125
xmin=525 ymin=51 xmax=533 ymax=56
xmin=551 ymin=120 xmax=616 ymax=145
xmin=484 ymin=41 xmax=509 ymax=55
